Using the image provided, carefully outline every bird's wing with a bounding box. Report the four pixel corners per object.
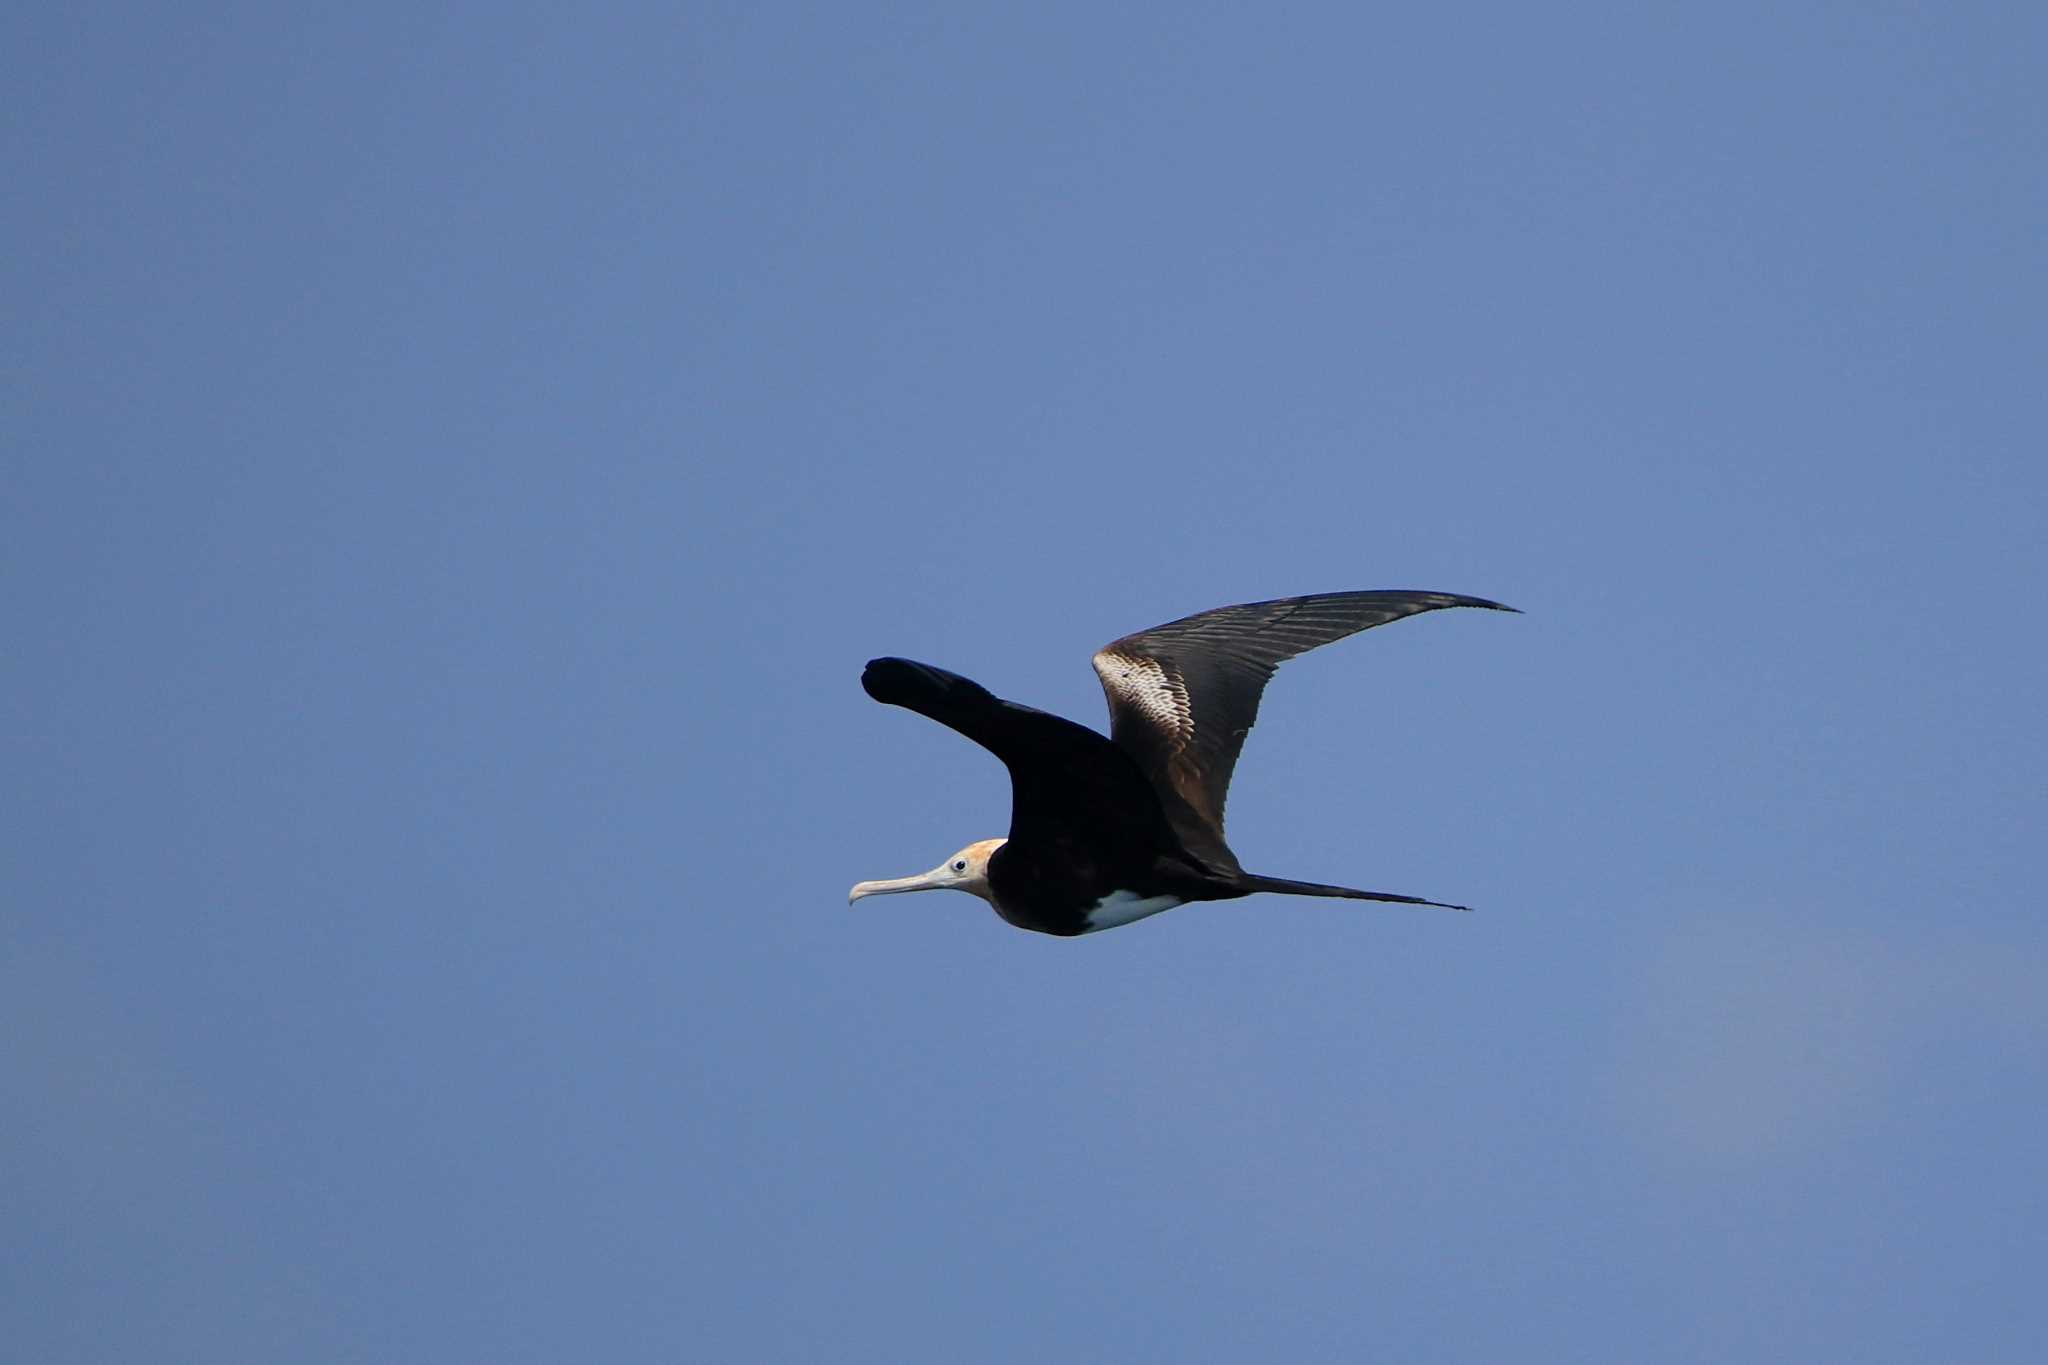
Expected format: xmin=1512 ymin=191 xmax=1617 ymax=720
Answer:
xmin=1091 ymin=590 xmax=1516 ymax=866
xmin=861 ymin=657 xmax=1181 ymax=857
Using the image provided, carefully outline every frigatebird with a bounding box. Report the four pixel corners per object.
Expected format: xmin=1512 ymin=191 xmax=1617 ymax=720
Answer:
xmin=849 ymin=589 xmax=1514 ymax=937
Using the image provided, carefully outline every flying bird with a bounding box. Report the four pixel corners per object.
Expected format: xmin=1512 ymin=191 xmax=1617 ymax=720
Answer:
xmin=849 ymin=589 xmax=1515 ymax=937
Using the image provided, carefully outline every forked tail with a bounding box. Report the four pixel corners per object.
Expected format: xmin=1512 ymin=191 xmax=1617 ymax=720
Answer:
xmin=1239 ymin=873 xmax=1470 ymax=912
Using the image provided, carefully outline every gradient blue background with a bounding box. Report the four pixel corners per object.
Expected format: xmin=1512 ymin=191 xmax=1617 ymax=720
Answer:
xmin=8 ymin=4 xmax=2045 ymax=1361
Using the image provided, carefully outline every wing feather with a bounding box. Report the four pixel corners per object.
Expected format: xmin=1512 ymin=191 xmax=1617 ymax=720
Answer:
xmin=862 ymin=657 xmax=1180 ymax=857
xmin=1091 ymin=590 xmax=1516 ymax=866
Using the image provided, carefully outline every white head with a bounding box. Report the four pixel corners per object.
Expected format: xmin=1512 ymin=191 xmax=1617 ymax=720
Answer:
xmin=848 ymin=838 xmax=1005 ymax=907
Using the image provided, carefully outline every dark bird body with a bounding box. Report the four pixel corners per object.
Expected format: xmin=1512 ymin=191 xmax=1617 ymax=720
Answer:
xmin=849 ymin=590 xmax=1514 ymax=936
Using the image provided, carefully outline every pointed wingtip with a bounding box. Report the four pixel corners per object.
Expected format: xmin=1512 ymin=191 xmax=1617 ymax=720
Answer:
xmin=1399 ymin=591 xmax=1520 ymax=616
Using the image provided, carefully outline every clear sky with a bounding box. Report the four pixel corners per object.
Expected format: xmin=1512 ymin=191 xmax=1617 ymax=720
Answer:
xmin=8 ymin=4 xmax=2045 ymax=1361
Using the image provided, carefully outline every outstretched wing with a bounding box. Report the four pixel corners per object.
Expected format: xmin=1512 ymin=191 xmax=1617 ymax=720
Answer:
xmin=1091 ymin=590 xmax=1516 ymax=867
xmin=861 ymin=656 xmax=1180 ymax=857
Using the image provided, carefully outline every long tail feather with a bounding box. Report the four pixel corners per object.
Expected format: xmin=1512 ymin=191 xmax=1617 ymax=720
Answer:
xmin=1238 ymin=873 xmax=1470 ymax=912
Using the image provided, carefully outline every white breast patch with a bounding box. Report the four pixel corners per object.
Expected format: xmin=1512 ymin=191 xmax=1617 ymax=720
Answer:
xmin=1083 ymin=889 xmax=1186 ymax=933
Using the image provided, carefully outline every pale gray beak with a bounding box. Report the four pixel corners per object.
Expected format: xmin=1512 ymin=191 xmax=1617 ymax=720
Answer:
xmin=848 ymin=860 xmax=960 ymax=905
xmin=847 ymin=859 xmax=974 ymax=912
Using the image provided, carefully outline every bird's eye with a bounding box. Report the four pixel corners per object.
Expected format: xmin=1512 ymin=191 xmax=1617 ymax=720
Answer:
xmin=952 ymin=860 xmax=967 ymax=872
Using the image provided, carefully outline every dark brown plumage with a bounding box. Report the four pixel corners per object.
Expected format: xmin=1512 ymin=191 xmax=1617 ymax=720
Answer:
xmin=850 ymin=589 xmax=1515 ymax=936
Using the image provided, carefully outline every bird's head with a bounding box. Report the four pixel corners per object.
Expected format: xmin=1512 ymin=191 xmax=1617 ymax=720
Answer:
xmin=848 ymin=838 xmax=1004 ymax=907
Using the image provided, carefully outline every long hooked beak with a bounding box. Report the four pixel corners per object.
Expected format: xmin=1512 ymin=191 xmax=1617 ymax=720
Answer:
xmin=847 ymin=865 xmax=954 ymax=905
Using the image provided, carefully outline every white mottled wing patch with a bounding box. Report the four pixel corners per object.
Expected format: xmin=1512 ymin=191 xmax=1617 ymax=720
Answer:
xmin=1092 ymin=650 xmax=1193 ymax=750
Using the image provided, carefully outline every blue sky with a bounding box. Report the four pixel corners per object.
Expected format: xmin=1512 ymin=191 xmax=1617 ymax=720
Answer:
xmin=7 ymin=3 xmax=2045 ymax=1361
